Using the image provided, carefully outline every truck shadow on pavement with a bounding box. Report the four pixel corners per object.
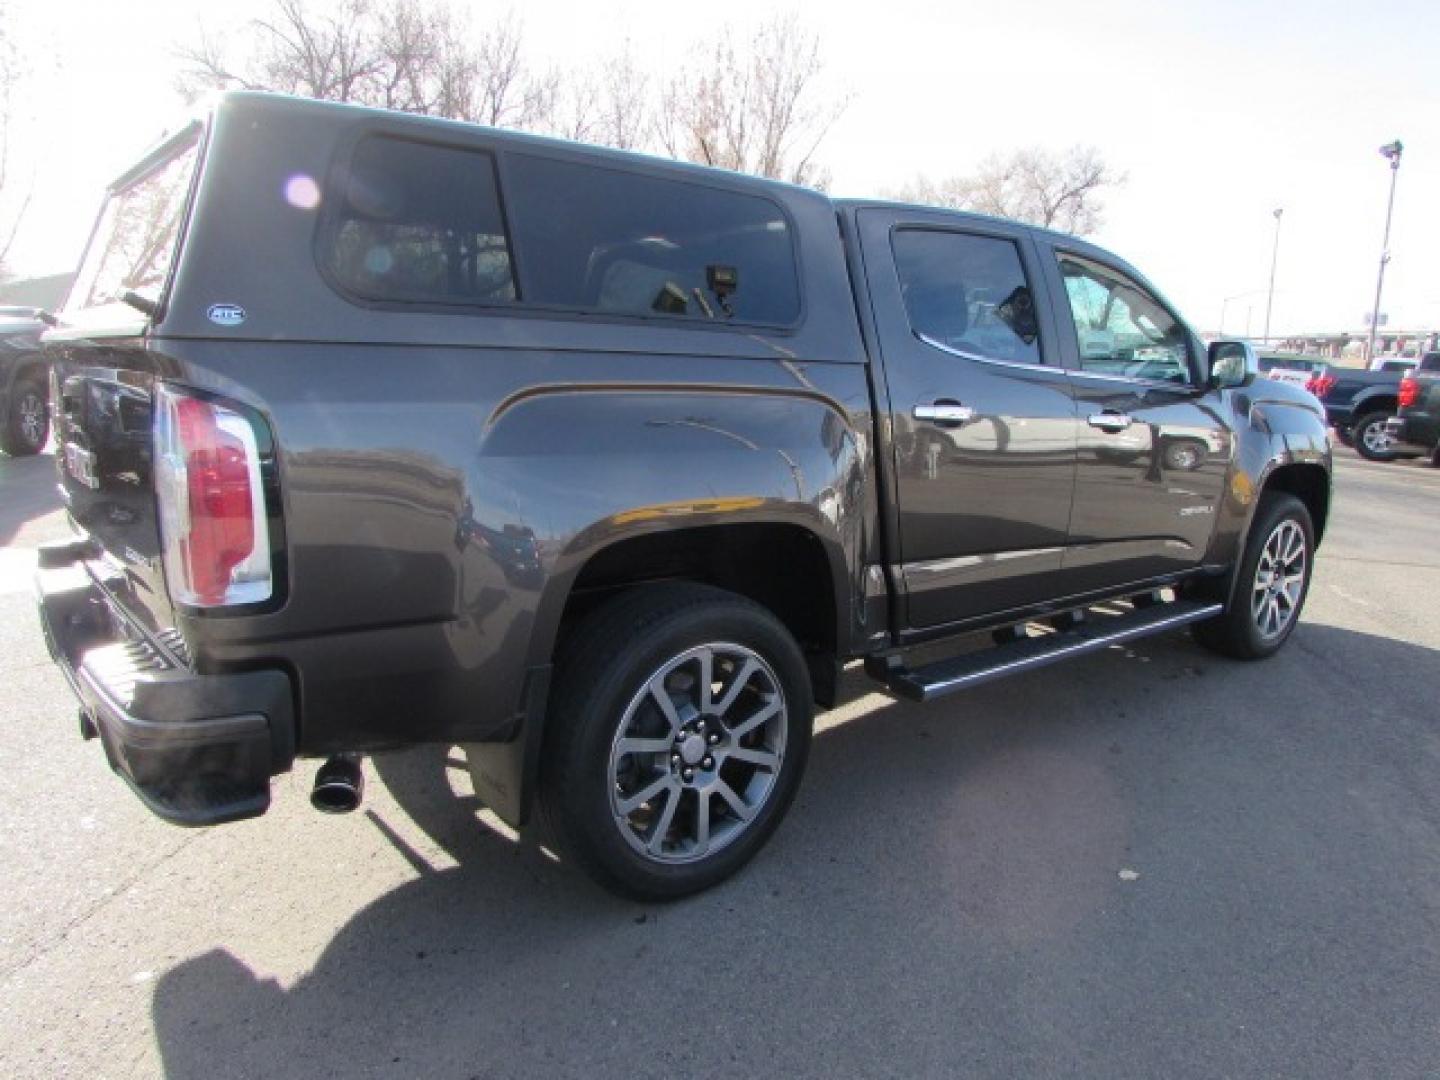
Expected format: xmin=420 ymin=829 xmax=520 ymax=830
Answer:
xmin=148 ymin=622 xmax=1440 ymax=1079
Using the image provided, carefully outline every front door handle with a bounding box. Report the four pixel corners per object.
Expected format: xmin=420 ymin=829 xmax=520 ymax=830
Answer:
xmin=914 ymin=402 xmax=975 ymax=425
xmin=1087 ymin=411 xmax=1132 ymax=432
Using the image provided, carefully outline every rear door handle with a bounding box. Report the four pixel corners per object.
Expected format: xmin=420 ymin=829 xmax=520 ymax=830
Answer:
xmin=1087 ymin=411 xmax=1132 ymax=432
xmin=914 ymin=403 xmax=975 ymax=425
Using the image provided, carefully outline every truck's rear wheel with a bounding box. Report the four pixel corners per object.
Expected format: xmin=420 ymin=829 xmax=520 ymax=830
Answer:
xmin=539 ymin=584 xmax=812 ymax=900
xmin=1194 ymin=492 xmax=1314 ymax=660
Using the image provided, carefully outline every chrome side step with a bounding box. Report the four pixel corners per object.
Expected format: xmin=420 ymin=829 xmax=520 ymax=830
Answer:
xmin=871 ymin=600 xmax=1224 ymax=703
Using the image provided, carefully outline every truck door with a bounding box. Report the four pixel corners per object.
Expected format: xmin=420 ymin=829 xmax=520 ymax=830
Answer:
xmin=856 ymin=208 xmax=1077 ymax=629
xmin=1036 ymin=242 xmax=1231 ymax=592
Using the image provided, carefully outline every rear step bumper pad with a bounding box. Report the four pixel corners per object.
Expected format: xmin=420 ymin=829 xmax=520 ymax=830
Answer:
xmin=873 ymin=600 xmax=1224 ymax=702
xmin=35 ymin=547 xmax=295 ymax=826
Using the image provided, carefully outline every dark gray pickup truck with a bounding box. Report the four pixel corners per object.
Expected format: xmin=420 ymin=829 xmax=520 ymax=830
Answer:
xmin=1387 ymin=356 xmax=1440 ymax=460
xmin=36 ymin=93 xmax=1331 ymax=898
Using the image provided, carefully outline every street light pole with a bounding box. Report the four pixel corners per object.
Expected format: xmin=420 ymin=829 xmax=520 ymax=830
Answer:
xmin=1367 ymin=140 xmax=1404 ymax=364
xmin=1263 ymin=208 xmax=1283 ymax=345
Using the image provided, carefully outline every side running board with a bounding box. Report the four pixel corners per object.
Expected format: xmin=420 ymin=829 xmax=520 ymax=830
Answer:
xmin=869 ymin=600 xmax=1224 ymax=703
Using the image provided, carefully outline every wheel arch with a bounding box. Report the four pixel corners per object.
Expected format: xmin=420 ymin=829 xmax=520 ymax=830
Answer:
xmin=548 ymin=520 xmax=845 ymax=700
xmin=470 ymin=519 xmax=850 ymax=830
xmin=1350 ymin=391 xmax=1397 ymax=419
xmin=1262 ymin=461 xmax=1330 ymax=543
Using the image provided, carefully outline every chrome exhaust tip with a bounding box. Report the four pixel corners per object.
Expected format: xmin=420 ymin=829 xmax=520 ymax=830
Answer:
xmin=311 ymin=753 xmax=364 ymax=814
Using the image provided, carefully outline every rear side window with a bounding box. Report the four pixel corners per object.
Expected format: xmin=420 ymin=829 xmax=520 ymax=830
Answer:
xmin=892 ymin=229 xmax=1043 ymax=365
xmin=325 ymin=136 xmax=515 ymax=306
xmin=505 ymin=154 xmax=800 ymax=326
xmin=68 ymin=136 xmax=201 ymax=312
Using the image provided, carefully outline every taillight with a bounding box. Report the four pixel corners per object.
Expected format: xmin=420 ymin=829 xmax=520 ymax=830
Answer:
xmin=154 ymin=385 xmax=272 ymax=607
xmin=1305 ymin=373 xmax=1336 ymax=399
xmin=1399 ymin=375 xmax=1420 ymax=409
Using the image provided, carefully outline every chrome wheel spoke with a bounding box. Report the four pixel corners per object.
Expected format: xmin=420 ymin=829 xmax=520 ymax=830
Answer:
xmin=728 ymin=696 xmax=780 ymax=739
xmin=618 ymin=774 xmax=672 ymax=816
xmin=696 ymin=647 xmax=715 ymax=712
xmin=617 ymin=736 xmax=673 ymax=757
xmin=712 ymin=656 xmax=759 ymax=717
xmin=648 ymin=678 xmax=684 ymax=734
xmin=693 ymin=793 xmax=711 ymax=855
xmin=647 ymin=788 xmax=682 ymax=855
xmin=715 ymin=779 xmax=754 ymax=822
xmin=727 ymin=745 xmax=780 ymax=771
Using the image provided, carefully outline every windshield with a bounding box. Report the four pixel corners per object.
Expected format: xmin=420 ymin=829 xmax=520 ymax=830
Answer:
xmin=66 ymin=133 xmax=201 ymax=314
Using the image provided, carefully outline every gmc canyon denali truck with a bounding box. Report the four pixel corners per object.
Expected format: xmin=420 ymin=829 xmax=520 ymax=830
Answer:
xmin=37 ymin=93 xmax=1331 ymax=899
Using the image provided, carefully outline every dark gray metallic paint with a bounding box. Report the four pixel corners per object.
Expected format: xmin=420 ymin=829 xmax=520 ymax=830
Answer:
xmin=43 ymin=93 xmax=1331 ymax=826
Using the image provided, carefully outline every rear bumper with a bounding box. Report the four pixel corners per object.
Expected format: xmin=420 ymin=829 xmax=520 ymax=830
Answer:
xmin=35 ymin=540 xmax=295 ymax=826
xmin=1384 ymin=415 xmax=1438 ymax=456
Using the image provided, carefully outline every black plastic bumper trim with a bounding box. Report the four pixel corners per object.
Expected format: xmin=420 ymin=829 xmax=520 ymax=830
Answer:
xmin=35 ymin=551 xmax=295 ymax=827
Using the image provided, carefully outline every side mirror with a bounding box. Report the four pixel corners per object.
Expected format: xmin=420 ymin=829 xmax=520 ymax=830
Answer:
xmin=1208 ymin=340 xmax=1259 ymax=389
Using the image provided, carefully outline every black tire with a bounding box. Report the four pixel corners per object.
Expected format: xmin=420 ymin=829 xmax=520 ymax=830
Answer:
xmin=538 ymin=583 xmax=812 ymax=900
xmin=1352 ymin=410 xmax=1397 ymax=462
xmin=1193 ymin=492 xmax=1314 ymax=660
xmin=1 ymin=372 xmax=48 ymax=457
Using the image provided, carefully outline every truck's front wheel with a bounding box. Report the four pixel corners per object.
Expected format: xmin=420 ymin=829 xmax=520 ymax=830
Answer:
xmin=539 ymin=584 xmax=813 ymax=900
xmin=1193 ymin=492 xmax=1314 ymax=660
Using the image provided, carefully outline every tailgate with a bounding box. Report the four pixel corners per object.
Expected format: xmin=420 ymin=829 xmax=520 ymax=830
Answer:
xmin=45 ymin=123 xmax=204 ymax=638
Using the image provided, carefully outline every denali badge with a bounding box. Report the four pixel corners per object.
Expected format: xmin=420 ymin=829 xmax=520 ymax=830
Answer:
xmin=207 ymin=303 xmax=247 ymax=326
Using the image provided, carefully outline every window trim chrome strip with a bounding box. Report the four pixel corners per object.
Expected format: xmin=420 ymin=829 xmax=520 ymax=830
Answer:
xmin=917 ymin=331 xmax=1200 ymax=390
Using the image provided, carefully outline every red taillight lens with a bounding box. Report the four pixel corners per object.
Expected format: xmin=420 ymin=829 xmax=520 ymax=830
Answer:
xmin=1399 ymin=376 xmax=1420 ymax=409
xmin=1305 ymin=373 xmax=1336 ymax=399
xmin=155 ymin=386 xmax=272 ymax=607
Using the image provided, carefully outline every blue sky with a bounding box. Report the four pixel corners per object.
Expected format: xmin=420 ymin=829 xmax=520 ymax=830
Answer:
xmin=7 ymin=0 xmax=1438 ymax=336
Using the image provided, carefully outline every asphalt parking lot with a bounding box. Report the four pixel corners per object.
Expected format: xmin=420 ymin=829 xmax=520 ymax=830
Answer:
xmin=2 ymin=444 xmax=1439 ymax=1079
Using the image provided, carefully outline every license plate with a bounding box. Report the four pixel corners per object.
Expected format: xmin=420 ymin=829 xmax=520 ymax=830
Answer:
xmin=64 ymin=442 xmax=99 ymax=489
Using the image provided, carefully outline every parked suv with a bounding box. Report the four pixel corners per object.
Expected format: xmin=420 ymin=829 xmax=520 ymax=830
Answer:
xmin=0 ymin=307 xmax=51 ymax=456
xmin=36 ymin=94 xmax=1331 ymax=898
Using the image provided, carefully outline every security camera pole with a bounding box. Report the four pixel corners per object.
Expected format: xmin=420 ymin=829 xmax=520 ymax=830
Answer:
xmin=1367 ymin=140 xmax=1404 ymax=364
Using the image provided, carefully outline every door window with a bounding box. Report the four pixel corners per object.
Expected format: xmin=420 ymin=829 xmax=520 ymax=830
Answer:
xmin=1057 ymin=256 xmax=1193 ymax=384
xmin=892 ymin=229 xmax=1043 ymax=365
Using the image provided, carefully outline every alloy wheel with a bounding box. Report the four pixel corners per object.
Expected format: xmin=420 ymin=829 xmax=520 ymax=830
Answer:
xmin=607 ymin=642 xmax=787 ymax=864
xmin=1360 ymin=419 xmax=1393 ymax=456
xmin=18 ymin=390 xmax=45 ymax=449
xmin=1251 ymin=519 xmax=1307 ymax=641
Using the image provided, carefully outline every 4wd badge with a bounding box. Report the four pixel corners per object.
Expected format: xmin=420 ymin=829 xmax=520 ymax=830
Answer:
xmin=207 ymin=303 xmax=246 ymax=327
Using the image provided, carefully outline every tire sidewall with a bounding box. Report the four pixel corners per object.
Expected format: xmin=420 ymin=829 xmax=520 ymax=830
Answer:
xmin=547 ymin=592 xmax=812 ymax=899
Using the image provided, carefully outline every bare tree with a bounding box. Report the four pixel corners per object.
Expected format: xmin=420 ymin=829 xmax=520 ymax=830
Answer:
xmin=178 ymin=0 xmax=555 ymax=130
xmin=895 ymin=146 xmax=1121 ymax=236
xmin=178 ymin=4 xmax=848 ymax=176
xmin=594 ymin=41 xmax=651 ymax=151
xmin=658 ymin=15 xmax=846 ymax=186
xmin=0 ymin=1 xmax=33 ymax=278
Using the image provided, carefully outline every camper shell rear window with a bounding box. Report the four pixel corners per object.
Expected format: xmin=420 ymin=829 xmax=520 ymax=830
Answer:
xmin=68 ymin=128 xmax=202 ymax=314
